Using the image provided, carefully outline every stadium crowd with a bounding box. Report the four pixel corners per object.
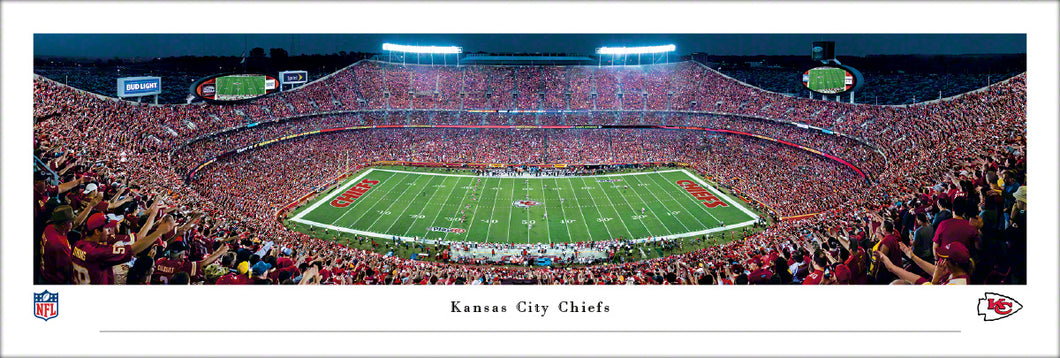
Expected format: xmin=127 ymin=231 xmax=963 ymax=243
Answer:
xmin=32 ymin=60 xmax=1026 ymax=285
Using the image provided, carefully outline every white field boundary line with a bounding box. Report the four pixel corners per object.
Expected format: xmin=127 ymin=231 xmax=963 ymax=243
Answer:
xmin=679 ymin=169 xmax=760 ymax=221
xmin=291 ymin=168 xmax=376 ymax=221
xmin=290 ymin=169 xmax=760 ymax=246
xmin=290 ymin=215 xmax=756 ymax=246
xmin=371 ymin=168 xmax=684 ymax=179
xmin=289 ymin=218 xmax=416 ymax=242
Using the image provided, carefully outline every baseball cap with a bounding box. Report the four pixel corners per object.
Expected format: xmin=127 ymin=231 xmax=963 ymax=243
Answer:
xmin=168 ymin=241 xmax=187 ymax=253
xmin=82 ymin=183 xmax=98 ymax=195
xmin=50 ymin=205 xmax=75 ymax=224
xmin=85 ymin=213 xmax=111 ymax=231
xmin=936 ymin=242 xmax=971 ymax=265
xmin=106 ymin=213 xmax=125 ymax=223
xmin=34 ymin=170 xmax=51 ymax=181
xmin=237 ymin=261 xmax=251 ymax=276
xmin=1012 ymin=186 xmax=1027 ymax=204
xmin=251 ymin=261 xmax=272 ymax=276
xmin=833 ymin=264 xmax=852 ymax=284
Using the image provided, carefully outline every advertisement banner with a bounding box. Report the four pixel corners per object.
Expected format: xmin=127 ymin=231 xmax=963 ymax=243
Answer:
xmin=116 ymin=77 xmax=162 ymax=97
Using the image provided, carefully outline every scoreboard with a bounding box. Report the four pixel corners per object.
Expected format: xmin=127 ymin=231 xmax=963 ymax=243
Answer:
xmin=800 ymin=64 xmax=863 ymax=95
xmin=193 ymin=73 xmax=279 ymax=103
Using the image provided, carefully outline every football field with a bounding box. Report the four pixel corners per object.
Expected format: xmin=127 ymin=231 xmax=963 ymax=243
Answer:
xmin=807 ymin=67 xmax=848 ymax=93
xmin=288 ymin=168 xmax=758 ymax=244
xmin=215 ymin=75 xmax=266 ymax=99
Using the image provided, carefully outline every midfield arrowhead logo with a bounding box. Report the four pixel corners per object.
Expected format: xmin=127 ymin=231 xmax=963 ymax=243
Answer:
xmin=977 ymin=292 xmax=1022 ymax=321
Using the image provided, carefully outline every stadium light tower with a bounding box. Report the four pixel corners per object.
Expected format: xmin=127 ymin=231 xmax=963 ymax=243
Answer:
xmin=382 ymin=43 xmax=463 ymax=66
xmin=595 ymin=44 xmax=676 ymax=67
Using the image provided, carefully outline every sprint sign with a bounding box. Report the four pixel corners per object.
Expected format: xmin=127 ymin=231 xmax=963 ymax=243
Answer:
xmin=331 ymin=179 xmax=380 ymax=208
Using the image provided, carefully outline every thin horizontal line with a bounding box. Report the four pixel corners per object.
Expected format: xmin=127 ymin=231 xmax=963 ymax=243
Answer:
xmin=101 ymin=330 xmax=960 ymax=334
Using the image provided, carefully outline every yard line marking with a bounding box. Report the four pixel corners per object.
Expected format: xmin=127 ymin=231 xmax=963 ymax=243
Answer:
xmin=371 ymin=168 xmax=684 ymax=178
xmin=663 ymin=171 xmax=727 ymax=226
xmin=589 ymin=177 xmax=639 ymax=239
xmin=679 ymin=169 xmax=759 ymax=220
xmin=383 ymin=174 xmax=447 ymax=235
xmin=342 ymin=172 xmax=415 ymax=229
xmin=343 ymin=170 xmax=417 ymax=226
xmin=292 ymin=169 xmax=759 ymax=245
xmin=564 ymin=176 xmax=603 ymax=241
xmin=328 ymin=171 xmax=402 ymax=228
xmin=643 ymin=171 xmax=712 ymax=228
xmin=465 ymin=177 xmax=489 ymax=239
xmin=402 ymin=175 xmax=459 ymax=237
xmin=484 ymin=177 xmax=504 ymax=243
xmin=439 ymin=177 xmax=473 ymax=241
xmin=526 ymin=192 xmax=532 ymax=244
xmin=627 ymin=174 xmax=690 ymax=232
xmin=619 ymin=174 xmax=674 ymax=236
xmin=576 ymin=177 xmax=620 ymax=241
xmin=506 ymin=178 xmax=517 ymax=243
xmin=293 ymin=168 xmax=378 ymax=221
xmin=364 ymin=174 xmax=436 ymax=234
xmin=538 ymin=178 xmax=554 ymax=244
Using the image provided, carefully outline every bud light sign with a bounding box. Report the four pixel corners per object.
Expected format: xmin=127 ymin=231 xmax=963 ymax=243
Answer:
xmin=117 ymin=77 xmax=162 ymax=97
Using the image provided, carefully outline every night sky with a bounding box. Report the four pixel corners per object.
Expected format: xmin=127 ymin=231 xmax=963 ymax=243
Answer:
xmin=34 ymin=34 xmax=1026 ymax=59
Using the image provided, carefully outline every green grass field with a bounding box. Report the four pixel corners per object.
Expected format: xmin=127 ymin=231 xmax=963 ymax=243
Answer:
xmin=807 ymin=68 xmax=849 ymax=94
xmin=215 ymin=75 xmax=266 ymax=99
xmin=288 ymin=167 xmax=759 ymax=245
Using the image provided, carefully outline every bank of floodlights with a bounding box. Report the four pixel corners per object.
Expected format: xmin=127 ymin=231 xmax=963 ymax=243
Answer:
xmin=382 ymin=43 xmax=463 ymax=66
xmin=596 ymin=44 xmax=676 ymax=67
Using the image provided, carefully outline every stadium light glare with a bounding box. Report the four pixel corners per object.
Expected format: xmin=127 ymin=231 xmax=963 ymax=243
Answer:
xmin=382 ymin=43 xmax=462 ymax=54
xmin=595 ymin=44 xmax=676 ymax=55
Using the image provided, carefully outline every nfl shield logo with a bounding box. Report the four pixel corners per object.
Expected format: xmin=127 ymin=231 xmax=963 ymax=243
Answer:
xmin=34 ymin=290 xmax=58 ymax=321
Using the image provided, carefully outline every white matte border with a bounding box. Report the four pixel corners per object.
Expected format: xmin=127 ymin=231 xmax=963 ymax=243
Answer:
xmin=2 ymin=1 xmax=1057 ymax=357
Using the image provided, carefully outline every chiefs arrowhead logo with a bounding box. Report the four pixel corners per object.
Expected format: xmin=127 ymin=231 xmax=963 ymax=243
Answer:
xmin=977 ymin=292 xmax=1022 ymax=321
xmin=513 ymin=200 xmax=540 ymax=208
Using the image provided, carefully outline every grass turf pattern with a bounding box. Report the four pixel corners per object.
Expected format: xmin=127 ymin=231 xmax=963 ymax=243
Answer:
xmin=289 ymin=167 xmax=758 ymax=244
xmin=215 ymin=75 xmax=266 ymax=99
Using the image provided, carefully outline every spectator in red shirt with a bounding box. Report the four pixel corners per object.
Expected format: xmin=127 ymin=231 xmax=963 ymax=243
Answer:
xmin=833 ymin=264 xmax=852 ymax=285
xmin=872 ymin=220 xmax=902 ymax=284
xmin=747 ymin=259 xmax=773 ymax=284
xmin=39 ymin=205 xmax=77 ymax=284
xmin=876 ymin=241 xmax=972 ymax=285
xmin=71 ymin=213 xmax=171 ymax=284
xmin=153 ymin=240 xmax=228 ymax=284
xmin=802 ymin=251 xmax=828 ymax=285
xmin=933 ymin=197 xmax=979 ymax=257
xmin=215 ymin=253 xmax=253 ymax=285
